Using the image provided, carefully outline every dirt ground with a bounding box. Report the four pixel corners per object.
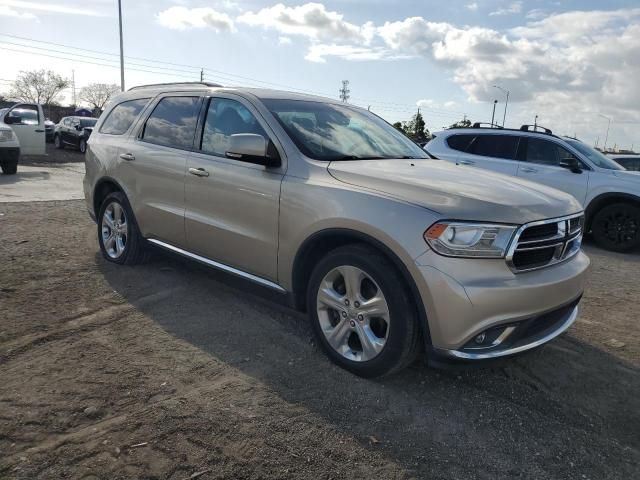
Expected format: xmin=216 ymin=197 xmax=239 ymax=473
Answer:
xmin=0 ymin=199 xmax=639 ymax=477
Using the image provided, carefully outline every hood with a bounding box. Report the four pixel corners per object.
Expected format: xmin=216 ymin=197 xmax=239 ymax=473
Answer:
xmin=328 ymin=159 xmax=582 ymax=225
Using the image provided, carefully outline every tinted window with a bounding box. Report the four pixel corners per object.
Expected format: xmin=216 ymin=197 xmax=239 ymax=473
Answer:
xmin=6 ymin=105 xmax=39 ymax=125
xmin=100 ymin=98 xmax=150 ymax=135
xmin=80 ymin=118 xmax=97 ymax=128
xmin=141 ymin=96 xmax=199 ymax=149
xmin=201 ymin=98 xmax=267 ymax=157
xmin=525 ymin=138 xmax=580 ymax=166
xmin=617 ymin=158 xmax=640 ymax=170
xmin=446 ymin=134 xmax=475 ymax=152
xmin=470 ymin=134 xmax=518 ymax=160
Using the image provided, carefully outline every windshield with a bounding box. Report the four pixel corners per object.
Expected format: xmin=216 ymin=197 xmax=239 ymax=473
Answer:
xmin=262 ymin=99 xmax=428 ymax=161
xmin=565 ymin=139 xmax=625 ymax=170
xmin=80 ymin=118 xmax=97 ymax=128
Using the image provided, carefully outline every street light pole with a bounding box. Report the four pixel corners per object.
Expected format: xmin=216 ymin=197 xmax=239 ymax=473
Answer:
xmin=493 ymin=85 xmax=510 ymax=127
xmin=598 ymin=114 xmax=611 ymax=151
xmin=491 ymin=100 xmax=498 ymax=127
xmin=118 ymin=0 xmax=125 ymax=92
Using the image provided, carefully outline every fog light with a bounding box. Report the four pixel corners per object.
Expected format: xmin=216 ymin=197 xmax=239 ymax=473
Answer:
xmin=474 ymin=333 xmax=486 ymax=344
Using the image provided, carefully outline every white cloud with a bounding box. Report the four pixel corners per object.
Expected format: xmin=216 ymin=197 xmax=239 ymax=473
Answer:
xmin=489 ymin=1 xmax=523 ymax=16
xmin=304 ymin=44 xmax=404 ymax=63
xmin=278 ymin=36 xmax=292 ymax=45
xmin=237 ymin=3 xmax=374 ymax=44
xmin=0 ymin=0 xmax=106 ymax=17
xmin=0 ymin=4 xmax=36 ymax=19
xmin=466 ymin=3 xmax=478 ymax=12
xmin=156 ymin=6 xmax=235 ymax=32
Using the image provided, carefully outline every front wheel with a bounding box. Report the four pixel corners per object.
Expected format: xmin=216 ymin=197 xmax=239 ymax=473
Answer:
xmin=97 ymin=191 xmax=148 ymax=265
xmin=54 ymin=134 xmax=64 ymax=149
xmin=1 ymin=160 xmax=17 ymax=175
xmin=591 ymin=203 xmax=640 ymax=252
xmin=79 ymin=138 xmax=87 ymax=153
xmin=307 ymin=244 xmax=421 ymax=377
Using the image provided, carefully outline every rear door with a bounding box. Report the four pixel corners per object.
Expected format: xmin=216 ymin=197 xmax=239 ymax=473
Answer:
xmin=516 ymin=137 xmax=590 ymax=204
xmin=457 ymin=133 xmax=520 ymax=176
xmin=3 ymin=103 xmax=46 ymax=155
xmin=118 ymin=94 xmax=201 ymax=247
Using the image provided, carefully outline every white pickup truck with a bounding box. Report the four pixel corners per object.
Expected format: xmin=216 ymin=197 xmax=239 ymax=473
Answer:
xmin=0 ymin=103 xmax=46 ymax=174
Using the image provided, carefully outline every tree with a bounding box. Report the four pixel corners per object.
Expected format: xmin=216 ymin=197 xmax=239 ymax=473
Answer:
xmin=9 ymin=70 xmax=69 ymax=105
xmin=448 ymin=118 xmax=472 ymax=129
xmin=80 ymin=83 xmax=120 ymax=112
xmin=404 ymin=110 xmax=430 ymax=143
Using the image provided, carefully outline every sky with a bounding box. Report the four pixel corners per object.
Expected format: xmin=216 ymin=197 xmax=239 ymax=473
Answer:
xmin=0 ymin=0 xmax=638 ymax=151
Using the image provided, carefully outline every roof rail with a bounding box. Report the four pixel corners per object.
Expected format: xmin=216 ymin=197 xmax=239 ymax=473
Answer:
xmin=520 ymin=124 xmax=553 ymax=135
xmin=471 ymin=122 xmax=503 ymax=129
xmin=128 ymin=81 xmax=223 ymax=91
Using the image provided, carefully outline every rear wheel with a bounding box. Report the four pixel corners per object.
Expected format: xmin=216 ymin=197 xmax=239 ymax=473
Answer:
xmin=591 ymin=203 xmax=640 ymax=252
xmin=307 ymin=244 xmax=421 ymax=377
xmin=0 ymin=160 xmax=17 ymax=175
xmin=97 ymin=191 xmax=148 ymax=265
xmin=54 ymin=134 xmax=64 ymax=149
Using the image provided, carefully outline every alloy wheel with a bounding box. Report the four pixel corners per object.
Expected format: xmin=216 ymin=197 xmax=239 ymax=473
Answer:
xmin=101 ymin=201 xmax=128 ymax=259
xmin=601 ymin=211 xmax=638 ymax=246
xmin=316 ymin=265 xmax=390 ymax=362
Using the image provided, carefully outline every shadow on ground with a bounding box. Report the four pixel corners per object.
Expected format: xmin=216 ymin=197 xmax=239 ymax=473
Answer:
xmin=99 ymin=247 xmax=640 ymax=480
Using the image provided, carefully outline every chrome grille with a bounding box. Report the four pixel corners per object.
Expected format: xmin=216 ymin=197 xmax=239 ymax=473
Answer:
xmin=507 ymin=213 xmax=584 ymax=272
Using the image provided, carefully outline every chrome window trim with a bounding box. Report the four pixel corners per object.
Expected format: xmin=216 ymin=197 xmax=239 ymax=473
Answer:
xmin=506 ymin=212 xmax=584 ymax=273
xmin=147 ymin=239 xmax=286 ymax=292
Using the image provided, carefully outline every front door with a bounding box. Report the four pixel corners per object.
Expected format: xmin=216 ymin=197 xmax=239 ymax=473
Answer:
xmin=517 ymin=137 xmax=590 ymax=205
xmin=3 ymin=103 xmax=46 ymax=155
xmin=185 ymin=95 xmax=284 ymax=282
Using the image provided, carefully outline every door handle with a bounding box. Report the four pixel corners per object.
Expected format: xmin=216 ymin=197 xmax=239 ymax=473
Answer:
xmin=119 ymin=153 xmax=135 ymax=161
xmin=458 ymin=160 xmax=475 ymax=165
xmin=35 ymin=129 xmax=44 ymax=133
xmin=189 ymin=167 xmax=210 ymax=177
xmin=521 ymin=167 xmax=538 ymax=173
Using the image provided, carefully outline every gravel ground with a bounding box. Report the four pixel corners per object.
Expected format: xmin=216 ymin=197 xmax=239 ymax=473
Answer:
xmin=0 ymin=199 xmax=638 ymax=480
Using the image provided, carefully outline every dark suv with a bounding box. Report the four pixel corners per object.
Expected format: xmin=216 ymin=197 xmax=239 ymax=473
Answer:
xmin=54 ymin=116 xmax=98 ymax=153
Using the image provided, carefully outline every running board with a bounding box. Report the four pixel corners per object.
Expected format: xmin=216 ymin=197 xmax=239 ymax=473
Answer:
xmin=147 ymin=239 xmax=286 ymax=292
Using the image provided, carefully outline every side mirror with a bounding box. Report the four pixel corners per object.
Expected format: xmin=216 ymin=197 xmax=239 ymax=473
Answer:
xmin=75 ymin=124 xmax=82 ymax=131
xmin=4 ymin=115 xmax=22 ymax=125
xmin=560 ymin=157 xmax=582 ymax=174
xmin=225 ymin=133 xmax=281 ymax=167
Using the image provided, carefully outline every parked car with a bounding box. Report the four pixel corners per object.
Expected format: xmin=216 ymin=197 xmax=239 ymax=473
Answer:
xmin=54 ymin=116 xmax=98 ymax=153
xmin=426 ymin=125 xmax=640 ymax=252
xmin=607 ymin=153 xmax=640 ymax=171
xmin=44 ymin=119 xmax=55 ymax=142
xmin=0 ymin=103 xmax=46 ymax=174
xmin=84 ymin=82 xmax=589 ymax=377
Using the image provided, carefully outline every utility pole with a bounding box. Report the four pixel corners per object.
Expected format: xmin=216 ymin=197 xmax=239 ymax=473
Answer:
xmin=200 ymin=69 xmax=204 ymax=82
xmin=490 ymin=100 xmax=498 ymax=127
xmin=493 ymin=85 xmax=509 ymax=127
xmin=598 ymin=113 xmax=611 ymax=151
xmin=72 ymin=69 xmax=76 ymax=106
xmin=339 ymin=80 xmax=350 ymax=103
xmin=118 ymin=0 xmax=125 ymax=92
xmin=534 ymin=114 xmax=538 ymax=129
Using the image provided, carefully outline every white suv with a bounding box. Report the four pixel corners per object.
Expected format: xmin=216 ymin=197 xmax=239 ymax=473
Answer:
xmin=426 ymin=125 xmax=640 ymax=252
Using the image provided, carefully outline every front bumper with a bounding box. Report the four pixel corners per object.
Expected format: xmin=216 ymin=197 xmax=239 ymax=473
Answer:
xmin=412 ymin=249 xmax=590 ymax=359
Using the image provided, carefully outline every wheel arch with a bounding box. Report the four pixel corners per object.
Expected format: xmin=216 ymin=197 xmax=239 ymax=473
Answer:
xmin=585 ymin=192 xmax=640 ymax=230
xmin=93 ymin=176 xmax=127 ymax=219
xmin=291 ymin=228 xmax=432 ymax=347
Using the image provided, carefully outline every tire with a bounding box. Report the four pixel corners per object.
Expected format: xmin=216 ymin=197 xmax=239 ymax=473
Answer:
xmin=79 ymin=138 xmax=87 ymax=154
xmin=1 ymin=160 xmax=17 ymax=175
xmin=307 ymin=243 xmax=421 ymax=377
xmin=591 ymin=203 xmax=640 ymax=252
xmin=54 ymin=134 xmax=64 ymax=149
xmin=97 ymin=191 xmax=148 ymax=265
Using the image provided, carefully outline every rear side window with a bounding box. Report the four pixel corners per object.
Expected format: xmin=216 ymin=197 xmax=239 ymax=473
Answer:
xmin=525 ymin=138 xmax=579 ymax=166
xmin=141 ymin=96 xmax=199 ymax=150
xmin=470 ymin=135 xmax=519 ymax=160
xmin=446 ymin=134 xmax=475 ymax=152
xmin=100 ymin=98 xmax=150 ymax=135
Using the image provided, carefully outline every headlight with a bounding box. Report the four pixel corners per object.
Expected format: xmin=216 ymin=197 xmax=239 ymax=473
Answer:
xmin=424 ymin=221 xmax=517 ymax=258
xmin=0 ymin=129 xmax=14 ymax=142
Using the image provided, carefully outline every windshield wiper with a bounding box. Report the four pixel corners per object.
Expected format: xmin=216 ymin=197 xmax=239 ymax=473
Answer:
xmin=329 ymin=155 xmax=389 ymax=161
